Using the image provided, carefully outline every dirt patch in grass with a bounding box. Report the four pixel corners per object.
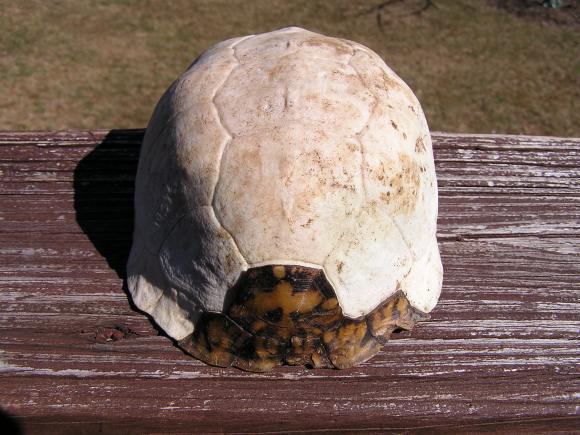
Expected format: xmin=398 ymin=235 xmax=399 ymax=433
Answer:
xmin=0 ymin=0 xmax=578 ymax=136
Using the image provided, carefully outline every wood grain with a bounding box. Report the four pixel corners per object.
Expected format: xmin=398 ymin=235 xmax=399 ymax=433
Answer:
xmin=0 ymin=130 xmax=579 ymax=434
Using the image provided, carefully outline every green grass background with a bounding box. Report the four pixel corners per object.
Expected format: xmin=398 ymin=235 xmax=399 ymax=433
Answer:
xmin=1 ymin=0 xmax=578 ymax=135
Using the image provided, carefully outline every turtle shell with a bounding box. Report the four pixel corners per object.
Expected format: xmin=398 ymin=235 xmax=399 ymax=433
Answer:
xmin=127 ymin=27 xmax=443 ymax=371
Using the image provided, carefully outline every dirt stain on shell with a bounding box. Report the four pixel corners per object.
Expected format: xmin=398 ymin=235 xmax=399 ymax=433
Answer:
xmin=300 ymin=37 xmax=353 ymax=57
xmin=415 ymin=136 xmax=426 ymax=153
xmin=179 ymin=264 xmax=429 ymax=372
xmin=390 ymin=153 xmax=421 ymax=214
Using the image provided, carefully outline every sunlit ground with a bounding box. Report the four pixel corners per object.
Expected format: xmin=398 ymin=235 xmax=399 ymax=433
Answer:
xmin=1 ymin=0 xmax=578 ymax=135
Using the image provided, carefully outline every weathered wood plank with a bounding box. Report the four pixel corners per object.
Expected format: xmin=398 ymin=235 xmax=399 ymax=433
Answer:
xmin=0 ymin=130 xmax=579 ymax=433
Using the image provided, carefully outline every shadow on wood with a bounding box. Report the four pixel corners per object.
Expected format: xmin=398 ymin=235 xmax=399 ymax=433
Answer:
xmin=0 ymin=408 xmax=23 ymax=435
xmin=73 ymin=129 xmax=143 ymax=279
xmin=72 ymin=129 xmax=174 ymax=341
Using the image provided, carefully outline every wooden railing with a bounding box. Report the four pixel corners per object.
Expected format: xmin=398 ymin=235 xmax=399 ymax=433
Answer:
xmin=1 ymin=130 xmax=578 ymax=433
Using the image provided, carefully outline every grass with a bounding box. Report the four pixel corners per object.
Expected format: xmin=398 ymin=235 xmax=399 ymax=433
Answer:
xmin=1 ymin=0 xmax=578 ymax=136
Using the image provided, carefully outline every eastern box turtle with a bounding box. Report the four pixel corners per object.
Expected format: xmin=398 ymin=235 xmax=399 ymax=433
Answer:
xmin=127 ymin=27 xmax=443 ymax=372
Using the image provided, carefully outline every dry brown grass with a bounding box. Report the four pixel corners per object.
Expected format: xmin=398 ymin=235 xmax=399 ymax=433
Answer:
xmin=1 ymin=0 xmax=578 ymax=135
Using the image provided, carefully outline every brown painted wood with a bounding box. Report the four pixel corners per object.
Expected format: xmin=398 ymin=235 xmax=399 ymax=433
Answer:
xmin=0 ymin=130 xmax=579 ymax=434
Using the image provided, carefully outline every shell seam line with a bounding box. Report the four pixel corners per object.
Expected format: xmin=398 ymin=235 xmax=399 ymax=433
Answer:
xmin=347 ymin=54 xmax=416 ymax=261
xmin=320 ymin=53 xmax=377 ymax=277
xmin=210 ymin=35 xmax=254 ymax=268
xmin=348 ymin=52 xmax=377 ymax=206
xmin=142 ymin=37 xmax=251 ymax=167
xmin=154 ymin=213 xmax=186 ymax=256
xmin=317 ymin=52 xmax=379 ymax=316
xmin=135 ymin=216 xmax=187 ymax=315
xmin=141 ymin=33 xmax=251 ymax=312
xmin=131 ymin=257 xmax=166 ymax=315
xmin=134 ymin=211 xmax=188 ymax=315
xmin=248 ymin=259 xmax=323 ymax=269
xmin=388 ymin=213 xmax=416 ymax=262
xmin=320 ymin=51 xmax=417 ymax=313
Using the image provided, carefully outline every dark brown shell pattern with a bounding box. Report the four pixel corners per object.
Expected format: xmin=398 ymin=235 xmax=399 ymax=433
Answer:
xmin=178 ymin=265 xmax=429 ymax=372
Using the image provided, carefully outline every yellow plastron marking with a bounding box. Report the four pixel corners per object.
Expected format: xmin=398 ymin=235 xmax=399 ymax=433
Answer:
xmin=178 ymin=265 xmax=429 ymax=372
